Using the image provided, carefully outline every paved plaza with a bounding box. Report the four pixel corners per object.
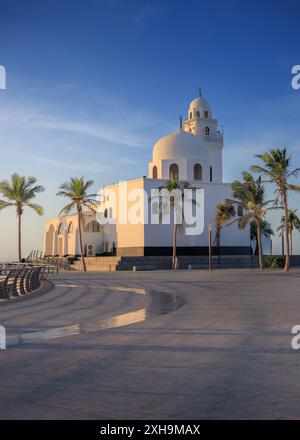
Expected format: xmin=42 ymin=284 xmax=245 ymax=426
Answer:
xmin=0 ymin=269 xmax=300 ymax=419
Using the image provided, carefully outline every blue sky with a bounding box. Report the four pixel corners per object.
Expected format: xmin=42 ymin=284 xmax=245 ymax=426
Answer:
xmin=0 ymin=0 xmax=300 ymax=259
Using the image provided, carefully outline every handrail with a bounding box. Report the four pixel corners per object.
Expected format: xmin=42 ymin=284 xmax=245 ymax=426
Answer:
xmin=0 ymin=264 xmax=45 ymax=299
xmin=1 ymin=263 xmax=58 ymax=275
xmin=27 ymin=251 xmax=70 ymax=271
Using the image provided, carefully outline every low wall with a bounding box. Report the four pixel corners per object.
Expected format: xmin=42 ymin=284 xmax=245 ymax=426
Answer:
xmin=117 ymin=246 xmax=252 ymax=257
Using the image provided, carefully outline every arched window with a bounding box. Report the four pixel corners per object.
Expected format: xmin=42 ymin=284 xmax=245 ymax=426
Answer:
xmin=67 ymin=222 xmax=74 ymax=234
xmin=196 ymin=110 xmax=200 ymax=118
xmin=152 ymin=165 xmax=157 ymax=179
xmin=204 ymin=110 xmax=209 ymax=118
xmin=189 ymin=112 xmax=192 ymax=119
xmin=85 ymin=220 xmax=101 ymax=232
xmin=237 ymin=206 xmax=243 ymax=217
xmin=210 ymin=166 xmax=213 ymax=182
xmin=57 ymin=223 xmax=64 ymax=235
xmin=104 ymin=208 xmax=108 ymax=218
xmin=194 ymin=163 xmax=202 ymax=181
xmin=205 ymin=126 xmax=210 ymax=135
xmin=169 ymin=163 xmax=179 ymax=180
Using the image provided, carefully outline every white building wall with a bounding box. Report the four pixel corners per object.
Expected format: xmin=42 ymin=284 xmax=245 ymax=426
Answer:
xmin=44 ymin=213 xmax=104 ymax=256
xmin=44 ymin=95 xmax=251 ymax=257
xmin=143 ymin=179 xmax=249 ymax=249
xmin=209 ymin=145 xmax=223 ymax=183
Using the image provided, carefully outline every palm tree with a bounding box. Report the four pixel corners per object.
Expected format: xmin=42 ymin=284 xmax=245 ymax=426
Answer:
xmin=227 ymin=172 xmax=274 ymax=270
xmin=250 ymin=220 xmax=274 ymax=255
xmin=251 ymin=148 xmax=300 ymax=271
xmin=0 ymin=173 xmax=44 ymax=262
xmin=277 ymin=209 xmax=300 ymax=256
xmin=57 ymin=177 xmax=98 ymax=272
xmin=154 ymin=178 xmax=197 ymax=269
xmin=214 ymin=201 xmax=236 ymax=258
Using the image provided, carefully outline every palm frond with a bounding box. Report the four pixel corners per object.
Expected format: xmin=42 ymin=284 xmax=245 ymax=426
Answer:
xmin=57 ymin=177 xmax=95 ymax=215
xmin=0 ymin=173 xmax=44 ymax=215
xmin=238 ymin=212 xmax=254 ymax=229
xmin=59 ymin=201 xmax=76 ymax=215
xmin=26 ymin=203 xmax=44 ymax=216
xmin=288 ymin=184 xmax=300 ymax=192
xmin=0 ymin=199 xmax=15 ymax=210
xmin=251 ymin=165 xmax=270 ymax=175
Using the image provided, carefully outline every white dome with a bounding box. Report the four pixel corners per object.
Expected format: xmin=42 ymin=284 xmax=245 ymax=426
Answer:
xmin=153 ymin=129 xmax=208 ymax=162
xmin=189 ymin=96 xmax=211 ymax=114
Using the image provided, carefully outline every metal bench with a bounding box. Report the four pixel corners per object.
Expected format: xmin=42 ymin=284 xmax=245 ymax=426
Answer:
xmin=0 ymin=265 xmax=43 ymax=299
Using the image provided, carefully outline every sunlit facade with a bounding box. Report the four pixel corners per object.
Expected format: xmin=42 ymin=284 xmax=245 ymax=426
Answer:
xmin=44 ymin=94 xmax=250 ymax=257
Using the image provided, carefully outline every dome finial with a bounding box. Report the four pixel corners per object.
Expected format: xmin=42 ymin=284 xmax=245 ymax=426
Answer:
xmin=198 ymin=86 xmax=202 ymax=97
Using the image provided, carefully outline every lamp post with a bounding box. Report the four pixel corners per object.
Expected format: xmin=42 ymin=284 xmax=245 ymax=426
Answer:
xmin=250 ymin=234 xmax=253 ymax=269
xmin=208 ymin=223 xmax=212 ymax=271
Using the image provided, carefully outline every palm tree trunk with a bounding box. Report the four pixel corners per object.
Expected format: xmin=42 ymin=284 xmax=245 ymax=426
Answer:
xmin=172 ymin=222 xmax=177 ymax=269
xmin=256 ymin=220 xmax=264 ymax=270
xmin=283 ymin=193 xmax=290 ymax=272
xmin=18 ymin=212 xmax=22 ymax=262
xmin=77 ymin=208 xmax=87 ymax=272
xmin=255 ymin=237 xmax=259 ymax=255
xmin=215 ymin=225 xmax=221 ymax=263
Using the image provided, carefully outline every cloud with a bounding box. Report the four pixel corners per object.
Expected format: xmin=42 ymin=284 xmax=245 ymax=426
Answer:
xmin=29 ymin=117 xmax=146 ymax=148
xmin=33 ymin=155 xmax=112 ymax=173
xmin=0 ymin=99 xmax=150 ymax=148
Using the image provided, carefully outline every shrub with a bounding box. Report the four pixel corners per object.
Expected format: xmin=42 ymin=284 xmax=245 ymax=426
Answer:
xmin=264 ymin=256 xmax=285 ymax=268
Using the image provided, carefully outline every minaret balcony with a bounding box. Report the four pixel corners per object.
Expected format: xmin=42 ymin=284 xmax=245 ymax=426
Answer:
xmin=198 ymin=131 xmax=224 ymax=143
xmin=190 ymin=126 xmax=224 ymax=142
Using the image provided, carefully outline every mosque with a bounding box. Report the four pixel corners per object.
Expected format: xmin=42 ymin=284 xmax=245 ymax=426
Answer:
xmin=44 ymin=93 xmax=250 ymax=257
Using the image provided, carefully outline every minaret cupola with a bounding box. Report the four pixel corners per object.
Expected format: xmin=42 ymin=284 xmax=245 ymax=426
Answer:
xmin=148 ymin=91 xmax=224 ymax=183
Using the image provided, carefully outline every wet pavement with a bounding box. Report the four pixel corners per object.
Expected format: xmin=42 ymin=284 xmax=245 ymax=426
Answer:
xmin=1 ymin=283 xmax=185 ymax=346
xmin=0 ymin=269 xmax=300 ymax=419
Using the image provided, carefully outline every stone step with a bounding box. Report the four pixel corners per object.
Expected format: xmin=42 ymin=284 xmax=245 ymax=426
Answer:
xmin=188 ymin=264 xmax=209 ymax=269
xmin=132 ymin=265 xmax=157 ymax=271
xmin=84 ymin=256 xmax=121 ymax=263
xmin=72 ymin=255 xmax=258 ymax=271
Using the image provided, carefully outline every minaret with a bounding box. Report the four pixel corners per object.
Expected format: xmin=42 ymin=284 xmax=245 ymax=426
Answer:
xmin=179 ymin=114 xmax=183 ymax=130
xmin=182 ymin=93 xmax=224 ymax=183
xmin=183 ymin=92 xmax=221 ymax=138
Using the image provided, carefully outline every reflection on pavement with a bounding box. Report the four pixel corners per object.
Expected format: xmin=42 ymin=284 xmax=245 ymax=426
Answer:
xmin=6 ymin=288 xmax=185 ymax=347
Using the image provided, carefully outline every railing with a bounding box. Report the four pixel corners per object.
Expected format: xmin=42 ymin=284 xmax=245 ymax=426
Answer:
xmin=194 ymin=129 xmax=223 ymax=140
xmin=0 ymin=264 xmax=43 ymax=299
xmin=183 ymin=121 xmax=224 ymax=139
xmin=27 ymin=250 xmax=70 ymax=270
